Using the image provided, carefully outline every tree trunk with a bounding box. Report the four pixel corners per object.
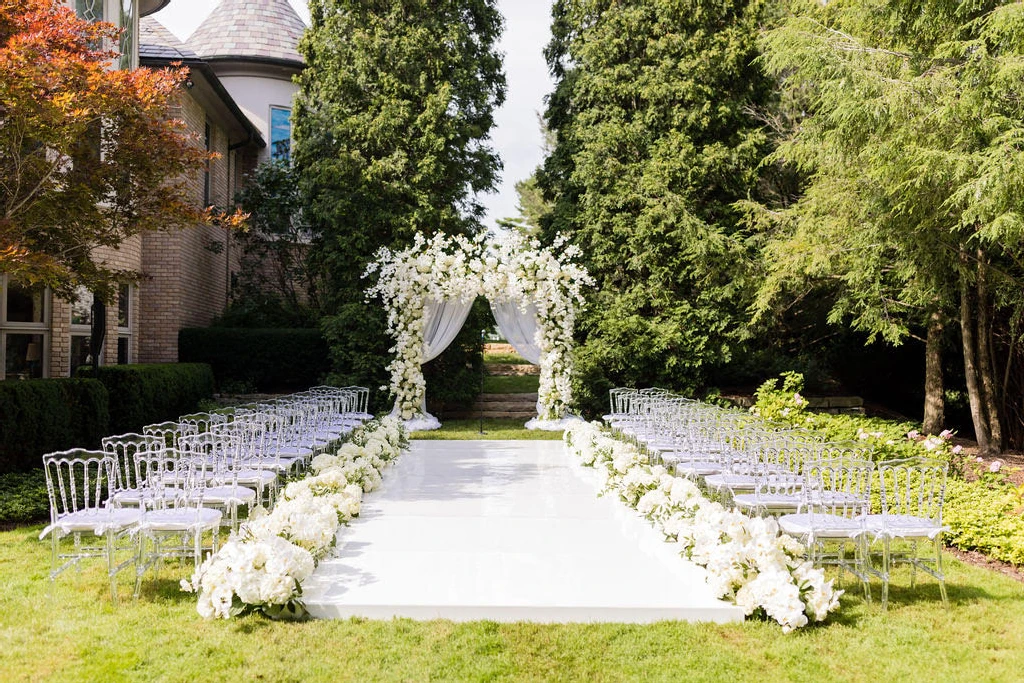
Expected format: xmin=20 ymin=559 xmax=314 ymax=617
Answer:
xmin=976 ymin=251 xmax=1003 ymax=452
xmin=960 ymin=263 xmax=992 ymax=453
xmin=923 ymin=310 xmax=945 ymax=434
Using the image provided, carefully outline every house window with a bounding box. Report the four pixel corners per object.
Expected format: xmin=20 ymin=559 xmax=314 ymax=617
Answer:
xmin=118 ymin=0 xmax=135 ymax=71
xmin=117 ymin=283 xmax=131 ymax=364
xmin=75 ymin=0 xmax=103 ymax=22
xmin=0 ymin=276 xmax=49 ymax=380
xmin=270 ymin=106 xmax=291 ymax=161
xmin=70 ymin=285 xmax=98 ymax=376
xmin=76 ymin=1 xmax=136 ymax=70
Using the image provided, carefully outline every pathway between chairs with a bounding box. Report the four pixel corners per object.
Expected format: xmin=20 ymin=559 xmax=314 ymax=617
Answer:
xmin=302 ymin=440 xmax=742 ymax=623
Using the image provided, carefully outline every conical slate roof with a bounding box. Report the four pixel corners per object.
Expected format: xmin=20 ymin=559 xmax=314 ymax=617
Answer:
xmin=187 ymin=0 xmax=306 ymax=66
xmin=140 ymin=17 xmax=200 ymax=61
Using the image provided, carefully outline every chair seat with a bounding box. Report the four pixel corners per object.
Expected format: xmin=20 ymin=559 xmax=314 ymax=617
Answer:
xmin=864 ymin=514 xmax=948 ymax=539
xmin=674 ymin=461 xmax=723 ymax=477
xmin=230 ymin=469 xmax=278 ymax=485
xmin=140 ymin=507 xmax=222 ymax=532
xmin=733 ymin=493 xmax=802 ymax=514
xmin=274 ymin=445 xmax=313 ymax=458
xmin=111 ymin=487 xmax=180 ymax=507
xmin=40 ymin=507 xmax=141 ymax=539
xmin=704 ymin=474 xmax=756 ymax=492
xmin=779 ymin=512 xmax=866 ymax=540
xmin=200 ymin=485 xmax=258 ymax=505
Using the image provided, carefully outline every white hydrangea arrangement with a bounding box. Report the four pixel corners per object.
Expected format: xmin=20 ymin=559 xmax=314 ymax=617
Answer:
xmin=564 ymin=421 xmax=842 ymax=633
xmin=365 ymin=231 xmax=593 ymax=426
xmin=182 ymin=417 xmax=408 ymax=620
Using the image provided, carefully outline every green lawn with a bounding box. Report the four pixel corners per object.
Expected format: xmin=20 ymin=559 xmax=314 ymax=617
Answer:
xmin=2 ymin=525 xmax=1022 ymax=681
xmin=410 ymin=419 xmax=563 ymax=440
xmin=8 ymin=426 xmax=1024 ymax=680
xmin=482 ymin=374 xmax=540 ymax=394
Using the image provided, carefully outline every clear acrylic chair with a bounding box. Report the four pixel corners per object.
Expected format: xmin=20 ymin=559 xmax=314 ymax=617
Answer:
xmin=864 ymin=457 xmax=950 ymax=609
xmin=134 ymin=453 xmax=222 ymax=597
xmin=778 ymin=457 xmax=875 ymax=600
xmin=178 ymin=433 xmax=259 ymax=528
xmin=40 ymin=449 xmax=141 ymax=601
xmin=143 ymin=421 xmax=198 ymax=449
xmin=102 ymin=433 xmax=173 ymax=509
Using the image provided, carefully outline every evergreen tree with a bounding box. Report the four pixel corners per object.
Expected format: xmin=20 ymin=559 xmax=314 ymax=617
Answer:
xmin=757 ymin=0 xmax=1024 ymax=450
xmin=539 ymin=0 xmax=778 ymax=410
xmin=293 ymin=0 xmax=506 ymax=403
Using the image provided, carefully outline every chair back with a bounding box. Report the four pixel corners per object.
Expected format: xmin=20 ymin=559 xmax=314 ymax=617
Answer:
xmin=42 ymin=449 xmax=112 ymax=521
xmin=877 ymin=457 xmax=948 ymax=523
xmin=102 ymin=433 xmax=165 ymax=495
xmin=804 ymin=457 xmax=874 ymax=516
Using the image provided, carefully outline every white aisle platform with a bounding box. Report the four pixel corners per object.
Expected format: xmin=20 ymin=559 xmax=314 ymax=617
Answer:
xmin=302 ymin=440 xmax=743 ymax=623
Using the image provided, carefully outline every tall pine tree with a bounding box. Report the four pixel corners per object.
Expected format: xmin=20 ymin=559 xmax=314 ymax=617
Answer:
xmin=293 ymin=0 xmax=505 ymax=403
xmin=757 ymin=0 xmax=1024 ymax=450
xmin=539 ymin=0 xmax=777 ymax=410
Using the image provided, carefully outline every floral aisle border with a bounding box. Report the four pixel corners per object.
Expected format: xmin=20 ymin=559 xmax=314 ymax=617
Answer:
xmin=365 ymin=232 xmax=593 ymax=429
xmin=563 ymin=422 xmax=842 ymax=632
xmin=182 ymin=417 xmax=409 ymax=619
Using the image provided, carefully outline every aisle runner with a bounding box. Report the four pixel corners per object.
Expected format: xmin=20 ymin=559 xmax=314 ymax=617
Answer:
xmin=302 ymin=440 xmax=743 ymax=623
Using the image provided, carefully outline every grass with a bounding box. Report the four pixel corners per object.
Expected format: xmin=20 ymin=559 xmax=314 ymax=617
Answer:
xmin=3 ymin=524 xmax=1024 ymax=681
xmin=482 ymin=374 xmax=540 ymax=394
xmin=410 ymin=419 xmax=563 ymax=440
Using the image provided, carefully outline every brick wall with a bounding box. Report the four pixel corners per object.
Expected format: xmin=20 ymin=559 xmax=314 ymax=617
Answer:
xmin=137 ymin=90 xmax=244 ymax=363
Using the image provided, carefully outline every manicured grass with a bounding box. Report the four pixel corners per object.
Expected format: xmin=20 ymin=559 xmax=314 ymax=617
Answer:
xmin=484 ymin=351 xmax=531 ymax=364
xmin=482 ymin=374 xmax=540 ymax=394
xmin=3 ymin=523 xmax=1023 ymax=681
xmin=410 ymin=419 xmax=563 ymax=440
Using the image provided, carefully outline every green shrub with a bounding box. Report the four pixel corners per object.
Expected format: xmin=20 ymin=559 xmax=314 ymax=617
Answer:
xmin=78 ymin=363 xmax=214 ymax=435
xmin=754 ymin=372 xmax=1024 ymax=565
xmin=178 ymin=328 xmax=329 ymax=392
xmin=0 ymin=469 xmax=48 ymax=525
xmin=0 ymin=378 xmax=109 ymax=473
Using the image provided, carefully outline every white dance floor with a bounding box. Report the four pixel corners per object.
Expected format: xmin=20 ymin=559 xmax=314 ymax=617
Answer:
xmin=302 ymin=440 xmax=743 ymax=623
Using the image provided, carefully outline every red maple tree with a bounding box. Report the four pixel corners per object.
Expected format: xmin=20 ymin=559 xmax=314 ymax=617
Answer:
xmin=0 ymin=0 xmax=244 ymax=300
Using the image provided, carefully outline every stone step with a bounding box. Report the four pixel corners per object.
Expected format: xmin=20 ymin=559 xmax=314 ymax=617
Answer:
xmin=477 ymin=393 xmax=538 ymax=403
xmin=485 ymin=363 xmax=539 ymax=377
xmin=472 ymin=403 xmax=537 ymax=414
xmin=447 ymin=411 xmax=537 ymax=420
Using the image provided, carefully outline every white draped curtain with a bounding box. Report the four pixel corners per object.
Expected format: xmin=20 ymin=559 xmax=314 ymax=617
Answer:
xmin=489 ymin=300 xmax=541 ymax=365
xmin=422 ymin=298 xmax=474 ymax=361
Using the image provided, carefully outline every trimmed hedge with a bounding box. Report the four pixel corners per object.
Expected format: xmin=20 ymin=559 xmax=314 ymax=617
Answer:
xmin=178 ymin=328 xmax=329 ymax=392
xmin=78 ymin=363 xmax=214 ymax=435
xmin=0 ymin=378 xmax=109 ymax=473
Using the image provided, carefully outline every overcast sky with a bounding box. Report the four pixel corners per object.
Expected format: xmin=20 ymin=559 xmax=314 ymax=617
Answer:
xmin=154 ymin=0 xmax=555 ymax=230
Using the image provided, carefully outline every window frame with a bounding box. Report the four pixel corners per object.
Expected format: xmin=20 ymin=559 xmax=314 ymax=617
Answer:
xmin=0 ymin=275 xmax=50 ymax=380
xmin=269 ymin=105 xmax=292 ymax=162
xmin=69 ymin=286 xmax=100 ymax=376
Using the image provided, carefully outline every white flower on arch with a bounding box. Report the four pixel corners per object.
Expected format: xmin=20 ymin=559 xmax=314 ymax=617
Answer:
xmin=364 ymin=231 xmax=594 ymax=426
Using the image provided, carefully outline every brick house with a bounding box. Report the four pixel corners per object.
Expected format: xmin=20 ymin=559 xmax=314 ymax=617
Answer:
xmin=0 ymin=0 xmax=305 ymax=380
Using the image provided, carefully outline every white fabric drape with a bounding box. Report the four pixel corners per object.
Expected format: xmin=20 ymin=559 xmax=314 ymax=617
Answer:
xmin=490 ymin=300 xmax=541 ymax=365
xmin=422 ymin=298 xmax=474 ymax=362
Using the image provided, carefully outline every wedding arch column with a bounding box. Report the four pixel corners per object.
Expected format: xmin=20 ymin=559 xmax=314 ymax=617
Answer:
xmin=396 ymin=297 xmax=475 ymax=431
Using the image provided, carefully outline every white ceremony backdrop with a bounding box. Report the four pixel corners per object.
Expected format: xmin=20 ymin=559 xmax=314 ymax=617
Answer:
xmin=365 ymin=232 xmax=593 ymax=431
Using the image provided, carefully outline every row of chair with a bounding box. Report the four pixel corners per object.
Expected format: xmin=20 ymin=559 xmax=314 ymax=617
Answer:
xmin=39 ymin=386 xmax=370 ymax=602
xmin=605 ymin=388 xmax=949 ymax=609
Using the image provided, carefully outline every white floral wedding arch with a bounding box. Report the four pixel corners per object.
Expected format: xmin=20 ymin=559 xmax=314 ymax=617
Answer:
xmin=364 ymin=231 xmax=593 ymax=431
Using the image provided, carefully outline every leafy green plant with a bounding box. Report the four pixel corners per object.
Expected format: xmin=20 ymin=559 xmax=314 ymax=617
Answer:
xmin=179 ymin=328 xmax=329 ymax=392
xmin=78 ymin=363 xmax=214 ymax=435
xmin=0 ymin=469 xmax=48 ymax=525
xmin=0 ymin=378 xmax=109 ymax=473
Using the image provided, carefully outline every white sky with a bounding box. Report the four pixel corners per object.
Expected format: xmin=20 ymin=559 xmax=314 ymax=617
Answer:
xmin=154 ymin=0 xmax=555 ymax=229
